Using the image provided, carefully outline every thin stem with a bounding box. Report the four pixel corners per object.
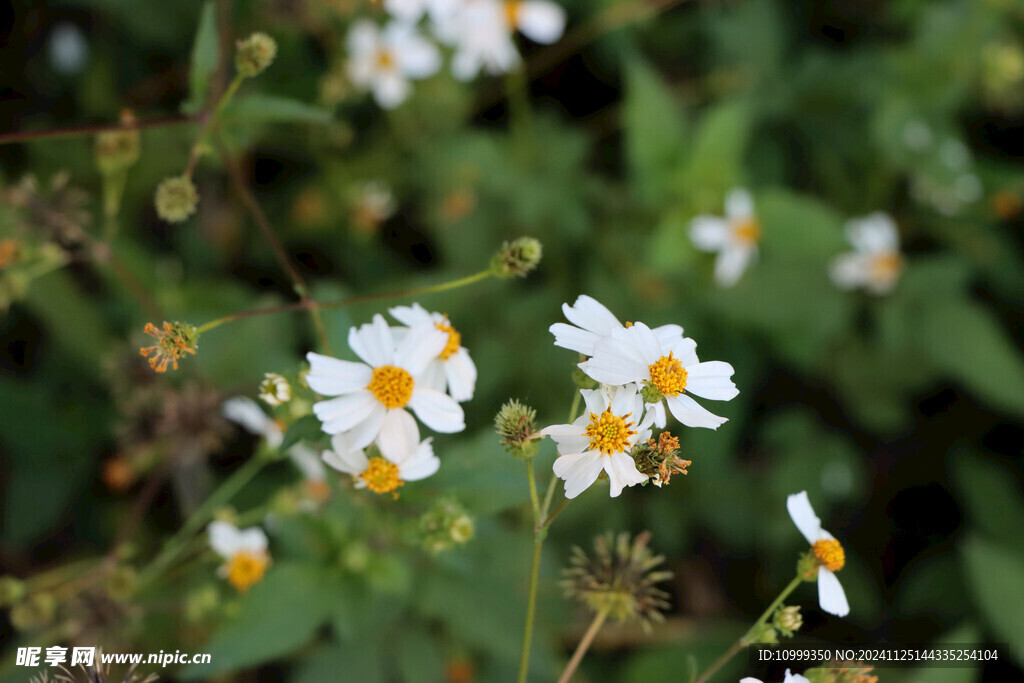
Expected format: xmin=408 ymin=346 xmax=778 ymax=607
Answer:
xmin=136 ymin=456 xmax=268 ymax=587
xmin=517 ymin=535 xmax=545 ymax=683
xmin=526 ymin=460 xmax=541 ymax=521
xmin=558 ymin=608 xmax=610 ymax=683
xmin=185 ymin=75 xmax=243 ymax=178
xmin=567 ymin=390 xmax=582 ymax=422
xmin=217 ymin=136 xmax=331 ymax=353
xmin=0 ymin=115 xmax=196 ymax=146
xmin=692 ymin=574 xmax=804 ymax=683
xmin=88 ymin=239 xmax=164 ymax=320
xmin=539 ymin=496 xmax=570 ymax=533
xmin=195 ymin=269 xmax=494 ymax=334
xmin=540 ymin=475 xmax=558 ymax=520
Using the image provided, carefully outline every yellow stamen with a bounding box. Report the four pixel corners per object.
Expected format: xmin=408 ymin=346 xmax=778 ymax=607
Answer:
xmin=505 ymin=0 xmax=522 ymax=26
xmin=436 ymin=319 xmax=462 ymax=360
xmin=366 ymin=365 xmax=414 ymax=409
xmin=360 ymin=456 xmax=403 ymax=495
xmin=376 ymin=49 xmax=395 ymax=70
xmin=647 ymin=352 xmax=688 ymax=397
xmin=225 ymin=551 xmax=269 ymax=592
xmin=584 ymin=408 xmax=637 ymax=456
xmin=870 ymin=252 xmax=902 ymax=283
xmin=812 ymin=538 xmax=845 ymax=572
xmin=733 ymin=217 xmax=761 ymax=244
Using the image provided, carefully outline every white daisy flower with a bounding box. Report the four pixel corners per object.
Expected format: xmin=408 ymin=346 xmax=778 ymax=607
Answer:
xmin=448 ymin=0 xmax=521 ymax=80
xmin=389 ymin=303 xmax=477 ymax=402
xmin=222 ymin=397 xmax=327 ymax=487
xmin=787 ymin=491 xmax=850 ymax=617
xmin=580 ymin=322 xmax=738 ymax=430
xmin=322 ymin=412 xmax=440 ymax=496
xmin=741 ymin=670 xmax=810 ymax=683
xmin=690 ymin=188 xmax=761 ymax=287
xmin=541 ymin=385 xmax=652 ymax=499
xmin=829 ymin=213 xmax=903 ymax=295
xmin=207 ymin=520 xmax=270 ymax=592
xmin=306 ymin=314 xmax=465 ymax=453
xmin=549 ymin=294 xmax=683 ymax=357
xmin=503 ymin=0 xmax=567 ymax=44
xmin=346 ymin=20 xmax=441 ymax=109
xmin=384 ymin=0 xmax=461 ymax=24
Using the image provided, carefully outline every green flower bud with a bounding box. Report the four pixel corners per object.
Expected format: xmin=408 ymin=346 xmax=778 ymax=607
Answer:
xmin=154 ymin=176 xmax=199 ymax=223
xmin=419 ymin=498 xmax=474 ymax=554
xmin=236 ymin=33 xmax=277 ymax=77
xmin=494 ymin=399 xmax=540 ymax=460
xmin=491 ymin=237 xmax=542 ymax=278
xmin=95 ymin=111 xmax=140 ymax=175
xmin=747 ymin=622 xmax=778 ymax=644
xmin=773 ymin=604 xmax=803 ymax=637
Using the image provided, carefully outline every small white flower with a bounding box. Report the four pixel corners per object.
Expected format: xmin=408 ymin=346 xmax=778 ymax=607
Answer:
xmin=829 ymin=212 xmax=903 ymax=295
xmin=307 ymin=314 xmax=466 ymax=453
xmin=741 ymin=670 xmax=810 ymax=683
xmin=389 ymin=303 xmax=477 ymax=402
xmin=222 ymin=397 xmax=326 ymax=485
xmin=580 ymin=322 xmax=738 ymax=430
xmin=690 ymin=189 xmax=761 ymax=287
xmin=448 ymin=1 xmax=521 ymax=80
xmin=542 ymin=385 xmax=652 ymax=498
xmin=322 ymin=411 xmax=440 ymax=496
xmin=787 ymin=491 xmax=850 ymax=617
xmin=346 ymin=20 xmax=441 ymax=108
xmin=208 ymin=521 xmax=270 ymax=592
xmin=258 ymin=372 xmax=291 ymax=406
xmin=503 ymin=0 xmax=567 ymax=44
xmin=384 ymin=0 xmax=461 ymax=24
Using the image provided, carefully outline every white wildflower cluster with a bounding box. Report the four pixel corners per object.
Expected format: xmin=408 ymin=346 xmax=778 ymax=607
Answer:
xmin=306 ymin=304 xmax=476 ymax=496
xmin=690 ymin=188 xmax=905 ymax=294
xmin=542 ymin=295 xmax=739 ymax=499
xmin=347 ymin=0 xmax=567 ymax=108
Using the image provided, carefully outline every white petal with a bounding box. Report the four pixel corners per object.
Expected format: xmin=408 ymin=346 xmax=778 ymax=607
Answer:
xmin=378 ymin=408 xmax=421 ymax=463
xmin=222 ymin=397 xmax=278 ymax=443
xmin=408 ymin=387 xmax=465 ymax=433
xmin=562 ymin=295 xmax=622 ymax=337
xmin=665 ymin=393 xmax=728 ymax=429
xmin=579 ymin=388 xmax=610 ymax=416
xmin=608 ymin=384 xmax=641 ymax=418
xmin=322 ymin=444 xmax=368 ymax=476
xmin=725 ymin=188 xmax=754 ymax=221
xmin=740 ymin=679 xmax=764 ymax=683
xmin=313 ymin=391 xmax=379 ymax=435
xmin=541 ymin=421 xmax=590 ymax=455
xmin=689 ymin=216 xmax=730 ymax=252
xmin=399 ymin=439 xmax=440 ymax=481
xmin=784 ymin=670 xmax=812 ymax=683
xmin=347 ymin=20 xmax=379 ymax=57
xmin=847 ymin=213 xmax=898 ymax=254
xmin=236 ymin=527 xmax=269 ymax=553
xmin=652 ymin=323 xmax=684 ymax=349
xmin=604 ymin=452 xmax=648 ymax=497
xmin=817 ymin=566 xmax=850 ymax=617
xmin=667 ymin=336 xmax=699 ymax=367
xmin=419 ymin=359 xmax=448 ymax=394
xmin=397 ymin=35 xmax=441 ymax=79
xmin=444 ymin=348 xmax=477 ymax=402
xmin=516 ymin=1 xmax=566 ymax=44
xmin=581 ymin=337 xmax=650 ymax=386
xmin=684 ymin=361 xmax=739 ymax=401
xmin=829 ymin=253 xmax=869 ymax=290
xmin=553 ymin=452 xmax=604 ymax=499
xmin=714 ymin=244 xmax=755 ymax=287
xmin=374 ymin=72 xmax=411 ymax=109
xmin=341 ymin=402 xmax=387 ymax=450
xmin=306 ymin=352 xmax=373 ymax=395
xmin=451 ymin=49 xmax=482 ymax=81
xmin=388 ymin=302 xmax=431 ymax=327
xmin=396 ymin=322 xmax=448 ymax=375
xmin=384 ymin=0 xmax=427 ymax=22
xmin=786 ymin=491 xmax=823 ymax=545
xmin=549 ymin=322 xmax=601 ymax=356
xmin=647 ymin=399 xmax=667 ymax=429
xmin=348 ymin=315 xmax=395 ymax=367
xmin=208 ymin=521 xmax=243 ymax=558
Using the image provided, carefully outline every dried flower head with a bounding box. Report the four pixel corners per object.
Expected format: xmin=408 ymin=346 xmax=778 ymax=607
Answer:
xmin=491 ymin=236 xmax=542 ymax=278
xmin=236 ymin=32 xmax=278 ymax=77
xmin=154 ymin=176 xmax=199 ymax=223
xmin=139 ymin=321 xmax=199 ymax=373
xmin=494 ymin=399 xmax=540 ymax=460
xmin=31 ymin=654 xmax=160 ymax=683
xmin=1 ymin=173 xmax=91 ymax=246
xmin=561 ymin=531 xmax=673 ymax=631
xmin=630 ymin=431 xmax=691 ymax=486
xmin=95 ymin=110 xmax=141 ymax=175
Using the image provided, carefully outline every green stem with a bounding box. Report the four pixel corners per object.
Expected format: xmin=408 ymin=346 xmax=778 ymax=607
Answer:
xmin=526 ymin=460 xmax=541 ymax=521
xmin=567 ymin=390 xmax=582 ymax=422
xmin=185 ymin=74 xmax=243 ymax=178
xmin=136 ymin=456 xmax=268 ymax=587
xmin=692 ymin=574 xmax=803 ymax=683
xmin=558 ymin=607 xmax=610 ymax=683
xmin=539 ymin=497 xmax=570 ymax=533
xmin=0 ymin=115 xmax=196 ymax=147
xmin=195 ymin=269 xmax=494 ymax=334
xmin=517 ymin=534 xmax=544 ymax=683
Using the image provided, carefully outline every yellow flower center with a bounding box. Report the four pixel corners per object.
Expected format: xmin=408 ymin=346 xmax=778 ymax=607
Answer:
xmin=376 ymin=49 xmax=395 ymax=70
xmin=436 ymin=320 xmax=461 ymax=360
xmin=812 ymin=538 xmax=846 ymax=572
xmin=733 ymin=217 xmax=761 ymax=244
xmin=584 ymin=408 xmax=637 ymax=456
xmin=505 ymin=1 xmax=522 ymax=26
xmin=226 ymin=551 xmax=269 ymax=592
xmin=366 ymin=365 xmax=414 ymax=409
xmin=360 ymin=456 xmax=404 ymax=495
xmin=870 ymin=252 xmax=902 ymax=283
xmin=647 ymin=352 xmax=688 ymax=397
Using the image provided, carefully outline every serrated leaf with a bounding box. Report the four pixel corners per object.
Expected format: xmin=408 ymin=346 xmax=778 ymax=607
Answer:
xmin=181 ymin=2 xmax=218 ymax=115
xmin=222 ymin=94 xmax=334 ymax=125
xmin=960 ymin=536 xmax=1024 ymax=665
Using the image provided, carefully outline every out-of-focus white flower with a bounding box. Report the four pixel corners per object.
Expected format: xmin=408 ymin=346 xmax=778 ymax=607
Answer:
xmin=306 ymin=314 xmax=465 ymax=458
xmin=222 ymin=397 xmax=327 ymax=489
xmin=389 ymin=303 xmax=477 ymax=402
xmin=386 ymin=0 xmax=463 ymax=25
xmin=322 ymin=416 xmax=439 ymax=496
xmin=542 ymin=385 xmax=652 ymax=498
xmin=829 ymin=212 xmax=903 ymax=295
xmin=503 ymin=0 xmax=567 ymax=44
xmin=787 ymin=491 xmax=850 ymax=617
xmin=208 ymin=521 xmax=270 ymax=592
xmin=690 ymin=189 xmax=761 ymax=287
xmin=581 ymin=322 xmax=738 ymax=430
xmin=740 ymin=671 xmax=810 ymax=683
xmin=449 ymin=1 xmax=521 ymax=80
xmin=49 ymin=23 xmax=89 ymax=75
xmin=902 ymin=119 xmax=932 ymax=151
xmin=346 ymin=20 xmax=441 ymax=108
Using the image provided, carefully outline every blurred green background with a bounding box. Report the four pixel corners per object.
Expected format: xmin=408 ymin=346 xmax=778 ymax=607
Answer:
xmin=1 ymin=0 xmax=1023 ymax=681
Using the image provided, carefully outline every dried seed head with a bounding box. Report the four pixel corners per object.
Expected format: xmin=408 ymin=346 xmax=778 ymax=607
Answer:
xmin=630 ymin=431 xmax=691 ymax=486
xmin=139 ymin=321 xmax=199 ymax=373
xmin=491 ymin=236 xmax=543 ymax=278
xmin=154 ymin=176 xmax=199 ymax=223
xmin=494 ymin=399 xmax=541 ymax=460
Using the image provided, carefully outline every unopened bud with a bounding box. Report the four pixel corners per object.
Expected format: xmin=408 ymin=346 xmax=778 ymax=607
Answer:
xmin=95 ymin=110 xmax=140 ymax=175
xmin=0 ymin=576 xmax=26 ymax=607
xmin=259 ymin=373 xmax=292 ymax=406
xmin=236 ymin=33 xmax=277 ymax=77
xmin=491 ymin=237 xmax=542 ymax=278
xmin=747 ymin=622 xmax=778 ymax=644
xmin=773 ymin=604 xmax=803 ymax=637
xmin=419 ymin=498 xmax=474 ymax=554
xmin=494 ymin=399 xmax=540 ymax=460
xmin=154 ymin=176 xmax=199 ymax=223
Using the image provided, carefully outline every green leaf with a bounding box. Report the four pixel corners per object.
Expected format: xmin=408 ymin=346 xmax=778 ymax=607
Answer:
xmin=280 ymin=414 xmax=325 ymax=452
xmin=623 ymin=57 xmax=688 ymax=207
xmin=756 ymin=188 xmax=847 ymax=257
xmin=222 ymin=94 xmax=334 ymax=125
xmin=952 ymin=449 xmax=1024 ymax=548
xmin=683 ymin=101 xmax=752 ymax=207
xmin=181 ymin=2 xmax=219 ymax=115
xmin=960 ymin=535 xmax=1024 ymax=665
xmin=396 ymin=628 xmax=445 ymax=683
xmin=291 ymin=639 xmax=385 ymax=683
xmin=900 ymin=624 xmax=982 ymax=683
xmin=180 ymin=563 xmax=339 ymax=678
